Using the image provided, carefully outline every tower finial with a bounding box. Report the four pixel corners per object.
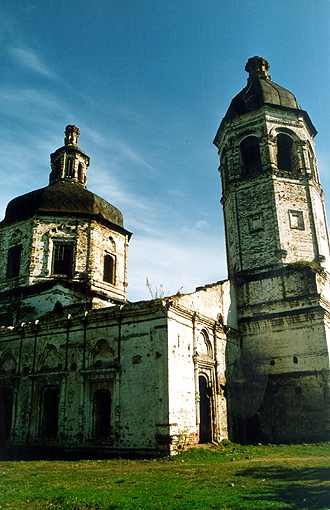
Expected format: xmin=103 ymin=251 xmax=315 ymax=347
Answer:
xmin=65 ymin=125 xmax=80 ymax=146
xmin=245 ymin=56 xmax=270 ymax=82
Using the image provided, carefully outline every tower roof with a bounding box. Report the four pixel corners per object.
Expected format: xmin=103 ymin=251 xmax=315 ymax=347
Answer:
xmin=0 ymin=126 xmax=127 ymax=231
xmin=214 ymin=57 xmax=316 ymax=145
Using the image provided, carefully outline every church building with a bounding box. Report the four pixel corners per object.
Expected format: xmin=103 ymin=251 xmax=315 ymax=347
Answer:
xmin=0 ymin=56 xmax=330 ymax=458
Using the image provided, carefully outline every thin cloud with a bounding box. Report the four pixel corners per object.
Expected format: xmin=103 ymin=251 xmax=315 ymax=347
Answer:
xmin=9 ymin=47 xmax=56 ymax=80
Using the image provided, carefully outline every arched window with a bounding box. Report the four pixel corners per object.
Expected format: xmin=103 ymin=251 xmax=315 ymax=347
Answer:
xmin=277 ymin=134 xmax=295 ymax=171
xmin=40 ymin=386 xmax=59 ymax=438
xmin=103 ymin=254 xmax=115 ymax=284
xmin=240 ymin=136 xmax=261 ymax=177
xmin=93 ymin=389 xmax=111 ymax=438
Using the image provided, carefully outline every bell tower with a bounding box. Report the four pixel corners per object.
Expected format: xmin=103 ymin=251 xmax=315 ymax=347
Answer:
xmin=214 ymin=57 xmax=330 ymax=443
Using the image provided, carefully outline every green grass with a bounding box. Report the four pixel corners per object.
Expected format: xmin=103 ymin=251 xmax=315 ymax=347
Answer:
xmin=1 ymin=442 xmax=330 ymax=509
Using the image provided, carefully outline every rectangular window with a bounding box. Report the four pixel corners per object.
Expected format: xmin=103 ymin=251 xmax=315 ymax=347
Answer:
xmin=289 ymin=210 xmax=304 ymax=230
xmin=52 ymin=243 xmax=74 ymax=277
xmin=6 ymin=245 xmax=22 ymax=279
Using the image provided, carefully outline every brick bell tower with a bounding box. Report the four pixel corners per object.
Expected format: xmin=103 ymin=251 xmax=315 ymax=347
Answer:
xmin=214 ymin=57 xmax=330 ymax=443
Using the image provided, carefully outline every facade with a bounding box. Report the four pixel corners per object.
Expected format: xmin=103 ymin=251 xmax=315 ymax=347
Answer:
xmin=1 ymin=57 xmax=330 ymax=457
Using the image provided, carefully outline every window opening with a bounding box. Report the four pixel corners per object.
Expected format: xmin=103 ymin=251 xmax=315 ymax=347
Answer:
xmin=55 ymin=159 xmax=61 ymax=179
xmin=7 ymin=245 xmax=22 ymax=279
xmin=52 ymin=243 xmax=74 ymax=277
xmin=78 ymin=163 xmax=84 ymax=182
xmin=65 ymin=157 xmax=74 ymax=178
xmin=103 ymin=254 xmax=115 ymax=284
xmin=41 ymin=386 xmax=59 ymax=438
xmin=277 ymin=134 xmax=294 ymax=171
xmin=93 ymin=389 xmax=111 ymax=438
xmin=240 ymin=136 xmax=261 ymax=177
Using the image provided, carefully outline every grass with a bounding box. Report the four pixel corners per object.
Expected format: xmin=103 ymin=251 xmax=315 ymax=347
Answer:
xmin=1 ymin=442 xmax=330 ymax=509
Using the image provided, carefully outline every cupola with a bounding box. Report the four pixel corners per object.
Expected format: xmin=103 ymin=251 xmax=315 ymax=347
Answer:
xmin=49 ymin=125 xmax=90 ymax=187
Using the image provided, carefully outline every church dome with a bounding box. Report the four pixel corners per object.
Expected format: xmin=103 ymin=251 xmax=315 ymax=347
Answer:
xmin=214 ymin=57 xmax=316 ymax=143
xmin=0 ymin=125 xmax=124 ymax=228
xmin=1 ymin=180 xmax=124 ymax=227
xmin=223 ymin=56 xmax=300 ymax=122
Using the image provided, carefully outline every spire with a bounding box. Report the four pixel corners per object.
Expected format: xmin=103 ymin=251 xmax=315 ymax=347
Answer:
xmin=49 ymin=125 xmax=90 ymax=187
xmin=245 ymin=56 xmax=270 ymax=83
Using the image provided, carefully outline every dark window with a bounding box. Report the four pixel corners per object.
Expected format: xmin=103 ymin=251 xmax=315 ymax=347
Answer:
xmin=41 ymin=386 xmax=59 ymax=438
xmin=93 ymin=389 xmax=111 ymax=438
xmin=78 ymin=163 xmax=84 ymax=182
xmin=7 ymin=245 xmax=22 ymax=279
xmin=277 ymin=134 xmax=294 ymax=171
xmin=65 ymin=158 xmax=74 ymax=178
xmin=52 ymin=243 xmax=74 ymax=277
xmin=240 ymin=136 xmax=261 ymax=177
xmin=55 ymin=159 xmax=61 ymax=179
xmin=103 ymin=254 xmax=115 ymax=284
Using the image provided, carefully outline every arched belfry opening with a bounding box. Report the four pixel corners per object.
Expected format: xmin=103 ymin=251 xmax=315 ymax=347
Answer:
xmin=240 ymin=136 xmax=262 ymax=177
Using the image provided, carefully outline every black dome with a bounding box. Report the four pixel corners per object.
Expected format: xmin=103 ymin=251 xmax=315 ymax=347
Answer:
xmin=1 ymin=180 xmax=124 ymax=228
xmin=223 ymin=78 xmax=300 ymax=122
xmin=214 ymin=57 xmax=316 ymax=144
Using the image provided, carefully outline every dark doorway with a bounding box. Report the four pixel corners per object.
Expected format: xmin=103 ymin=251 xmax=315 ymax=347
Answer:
xmin=0 ymin=388 xmax=13 ymax=445
xmin=199 ymin=375 xmax=212 ymax=443
xmin=93 ymin=389 xmax=111 ymax=439
xmin=41 ymin=386 xmax=59 ymax=438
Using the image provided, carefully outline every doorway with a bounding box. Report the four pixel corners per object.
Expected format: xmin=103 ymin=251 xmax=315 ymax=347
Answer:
xmin=199 ymin=375 xmax=212 ymax=443
xmin=0 ymin=388 xmax=13 ymax=445
xmin=93 ymin=389 xmax=111 ymax=439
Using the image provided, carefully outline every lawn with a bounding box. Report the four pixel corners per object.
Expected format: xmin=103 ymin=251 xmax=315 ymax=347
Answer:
xmin=1 ymin=442 xmax=330 ymax=509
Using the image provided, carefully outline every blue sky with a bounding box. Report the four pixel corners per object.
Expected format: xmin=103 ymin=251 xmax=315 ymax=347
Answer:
xmin=1 ymin=0 xmax=330 ymax=301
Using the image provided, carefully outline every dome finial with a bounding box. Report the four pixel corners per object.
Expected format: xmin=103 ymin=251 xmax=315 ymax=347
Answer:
xmin=65 ymin=125 xmax=80 ymax=146
xmin=245 ymin=56 xmax=270 ymax=82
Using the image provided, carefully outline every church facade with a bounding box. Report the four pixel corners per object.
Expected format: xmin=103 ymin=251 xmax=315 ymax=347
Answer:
xmin=0 ymin=57 xmax=330 ymax=457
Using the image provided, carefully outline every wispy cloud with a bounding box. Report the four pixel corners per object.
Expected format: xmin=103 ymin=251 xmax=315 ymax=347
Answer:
xmin=9 ymin=47 xmax=56 ymax=80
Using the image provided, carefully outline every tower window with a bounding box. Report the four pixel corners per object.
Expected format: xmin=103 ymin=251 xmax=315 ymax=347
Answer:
xmin=52 ymin=243 xmax=74 ymax=277
xmin=103 ymin=254 xmax=115 ymax=284
xmin=277 ymin=134 xmax=294 ymax=171
xmin=6 ymin=245 xmax=22 ymax=279
xmin=240 ymin=136 xmax=261 ymax=177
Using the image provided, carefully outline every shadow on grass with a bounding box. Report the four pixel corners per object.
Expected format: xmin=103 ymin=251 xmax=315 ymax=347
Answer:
xmin=236 ymin=465 xmax=330 ymax=510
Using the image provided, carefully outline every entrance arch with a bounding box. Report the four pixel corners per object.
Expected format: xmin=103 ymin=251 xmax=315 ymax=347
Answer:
xmin=199 ymin=375 xmax=212 ymax=443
